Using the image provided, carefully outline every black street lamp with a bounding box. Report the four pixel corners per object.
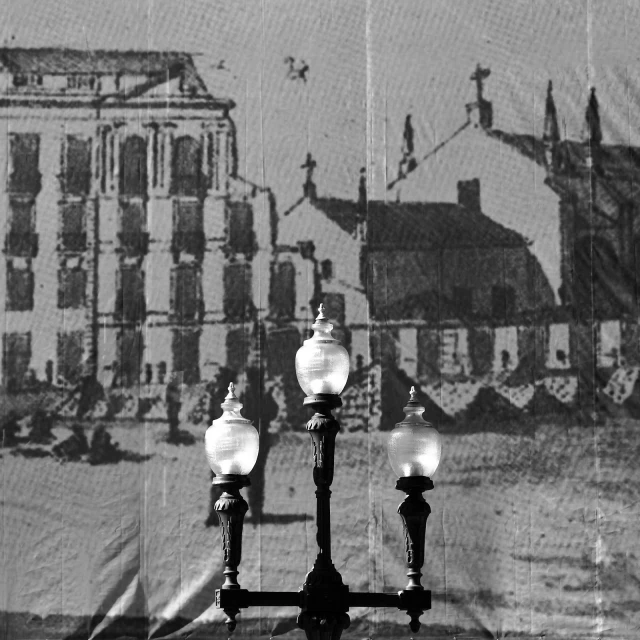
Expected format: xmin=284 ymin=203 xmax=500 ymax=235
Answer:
xmin=204 ymin=305 xmax=442 ymax=639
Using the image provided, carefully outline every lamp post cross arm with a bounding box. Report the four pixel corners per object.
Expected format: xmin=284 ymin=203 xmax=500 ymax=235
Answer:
xmin=216 ymin=588 xmax=432 ymax=614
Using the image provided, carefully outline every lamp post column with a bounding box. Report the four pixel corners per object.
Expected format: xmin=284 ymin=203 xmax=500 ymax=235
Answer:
xmin=297 ymin=393 xmax=350 ymax=640
xmin=213 ymin=474 xmax=250 ymax=631
xmin=294 ymin=306 xmax=352 ymax=640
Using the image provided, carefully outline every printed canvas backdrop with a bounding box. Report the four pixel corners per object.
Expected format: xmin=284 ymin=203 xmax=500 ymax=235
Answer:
xmin=1 ymin=1 xmax=640 ymax=638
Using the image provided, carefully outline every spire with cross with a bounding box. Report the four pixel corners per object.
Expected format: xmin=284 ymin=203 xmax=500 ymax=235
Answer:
xmin=470 ymin=64 xmax=491 ymax=103
xmin=467 ymin=64 xmax=493 ymax=129
xmin=543 ymin=80 xmax=560 ymax=172
xmin=300 ymin=152 xmax=317 ymax=200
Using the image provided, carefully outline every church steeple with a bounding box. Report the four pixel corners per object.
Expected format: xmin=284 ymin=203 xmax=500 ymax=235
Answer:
xmin=543 ymin=81 xmax=560 ymax=171
xmin=301 ymin=152 xmax=317 ymax=201
xmin=585 ymin=86 xmax=602 ymax=146
xmin=467 ymin=64 xmax=493 ymax=129
xmin=585 ymin=87 xmax=602 ymax=171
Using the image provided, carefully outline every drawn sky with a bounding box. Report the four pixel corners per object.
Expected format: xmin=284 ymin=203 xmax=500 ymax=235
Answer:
xmin=2 ymin=0 xmax=640 ymax=222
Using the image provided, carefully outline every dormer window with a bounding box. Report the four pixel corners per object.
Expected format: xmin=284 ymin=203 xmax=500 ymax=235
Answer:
xmin=67 ymin=74 xmax=97 ymax=91
xmin=13 ymin=73 xmax=43 ymax=88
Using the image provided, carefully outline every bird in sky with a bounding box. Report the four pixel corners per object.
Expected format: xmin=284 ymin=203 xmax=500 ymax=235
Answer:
xmin=284 ymin=56 xmax=309 ymax=83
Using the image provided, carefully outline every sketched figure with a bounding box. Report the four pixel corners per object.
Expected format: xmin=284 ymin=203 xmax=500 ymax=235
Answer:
xmin=284 ymin=56 xmax=309 ymax=83
xmin=358 ymin=167 xmax=367 ymax=207
xmin=403 ymin=114 xmax=415 ymax=157
xmin=398 ymin=114 xmax=417 ymax=180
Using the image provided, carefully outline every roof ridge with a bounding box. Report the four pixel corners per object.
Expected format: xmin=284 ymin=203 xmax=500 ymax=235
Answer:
xmin=387 ymin=119 xmax=471 ymax=190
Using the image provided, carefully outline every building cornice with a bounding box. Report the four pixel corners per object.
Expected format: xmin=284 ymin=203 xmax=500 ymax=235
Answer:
xmin=0 ymin=96 xmax=235 ymax=111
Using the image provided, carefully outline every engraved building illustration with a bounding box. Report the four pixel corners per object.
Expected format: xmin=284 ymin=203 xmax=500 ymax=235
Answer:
xmin=0 ymin=48 xmax=272 ymax=391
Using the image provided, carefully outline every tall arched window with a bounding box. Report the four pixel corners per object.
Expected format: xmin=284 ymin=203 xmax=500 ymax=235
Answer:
xmin=120 ymin=135 xmax=147 ymax=197
xmin=172 ymin=136 xmax=202 ymax=196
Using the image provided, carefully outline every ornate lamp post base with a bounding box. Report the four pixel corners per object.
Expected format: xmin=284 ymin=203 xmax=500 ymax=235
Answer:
xmin=297 ymin=611 xmax=351 ymax=640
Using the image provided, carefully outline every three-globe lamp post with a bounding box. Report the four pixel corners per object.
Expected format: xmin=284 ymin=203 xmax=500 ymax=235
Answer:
xmin=204 ymin=305 xmax=442 ymax=639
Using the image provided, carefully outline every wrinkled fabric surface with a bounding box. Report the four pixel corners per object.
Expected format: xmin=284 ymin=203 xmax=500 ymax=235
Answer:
xmin=2 ymin=1 xmax=640 ymax=639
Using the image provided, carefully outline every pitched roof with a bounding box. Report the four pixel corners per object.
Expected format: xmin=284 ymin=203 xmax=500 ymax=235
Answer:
xmin=0 ymin=47 xmax=218 ymax=102
xmin=488 ymin=129 xmax=640 ymax=203
xmin=311 ymin=197 xmax=528 ymax=249
xmin=1 ymin=47 xmax=192 ymax=76
xmin=314 ymin=198 xmax=527 ymax=251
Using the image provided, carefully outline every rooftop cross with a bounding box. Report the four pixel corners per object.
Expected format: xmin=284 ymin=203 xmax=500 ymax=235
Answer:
xmin=470 ymin=63 xmax=491 ymax=103
xmin=300 ymin=152 xmax=318 ymax=200
xmin=301 ymin=152 xmax=317 ymax=183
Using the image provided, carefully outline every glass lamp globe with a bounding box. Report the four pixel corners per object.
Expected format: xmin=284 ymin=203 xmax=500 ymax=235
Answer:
xmin=295 ymin=304 xmax=350 ymax=396
xmin=205 ymin=383 xmax=259 ymax=476
xmin=388 ymin=387 xmax=442 ymax=478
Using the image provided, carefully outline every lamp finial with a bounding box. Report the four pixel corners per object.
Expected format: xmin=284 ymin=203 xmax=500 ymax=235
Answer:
xmin=403 ymin=386 xmax=425 ymax=416
xmin=221 ymin=382 xmax=243 ymax=413
xmin=317 ymin=303 xmax=326 ymax=319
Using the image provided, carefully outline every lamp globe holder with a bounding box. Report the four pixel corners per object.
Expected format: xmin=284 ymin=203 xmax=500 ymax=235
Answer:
xmin=388 ymin=385 xmax=442 ymax=480
xmin=295 ymin=304 xmax=350 ymax=401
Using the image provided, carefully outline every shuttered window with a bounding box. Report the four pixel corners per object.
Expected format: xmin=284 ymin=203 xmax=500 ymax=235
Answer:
xmin=170 ymin=264 xmax=202 ymax=323
xmin=62 ymin=135 xmax=92 ymax=196
xmin=120 ymin=136 xmax=147 ymax=197
xmin=269 ymin=261 xmax=296 ymax=320
xmin=223 ymin=263 xmax=252 ymax=322
xmin=59 ymin=202 xmax=87 ymax=252
xmin=172 ymin=136 xmax=202 ymax=196
xmin=8 ymin=133 xmax=41 ymax=194
xmin=57 ymin=331 xmax=84 ymax=384
xmin=6 ymin=198 xmax=37 ymax=257
xmin=6 ymin=262 xmax=34 ymax=311
xmin=171 ymin=329 xmax=200 ymax=384
xmin=115 ymin=266 xmax=146 ymax=323
xmin=58 ymin=268 xmax=87 ymax=309
xmin=116 ymin=328 xmax=144 ymax=387
xmin=228 ymin=202 xmax=255 ymax=254
xmin=2 ymin=332 xmax=32 ymax=391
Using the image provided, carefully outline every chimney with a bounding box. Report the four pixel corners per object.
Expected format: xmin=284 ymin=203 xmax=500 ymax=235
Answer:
xmin=457 ymin=178 xmax=481 ymax=212
xmin=478 ymin=99 xmax=493 ymax=130
xmin=303 ymin=179 xmax=317 ymax=201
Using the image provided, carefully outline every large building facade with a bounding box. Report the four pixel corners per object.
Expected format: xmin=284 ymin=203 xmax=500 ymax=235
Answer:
xmin=0 ymin=48 xmax=272 ymax=391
